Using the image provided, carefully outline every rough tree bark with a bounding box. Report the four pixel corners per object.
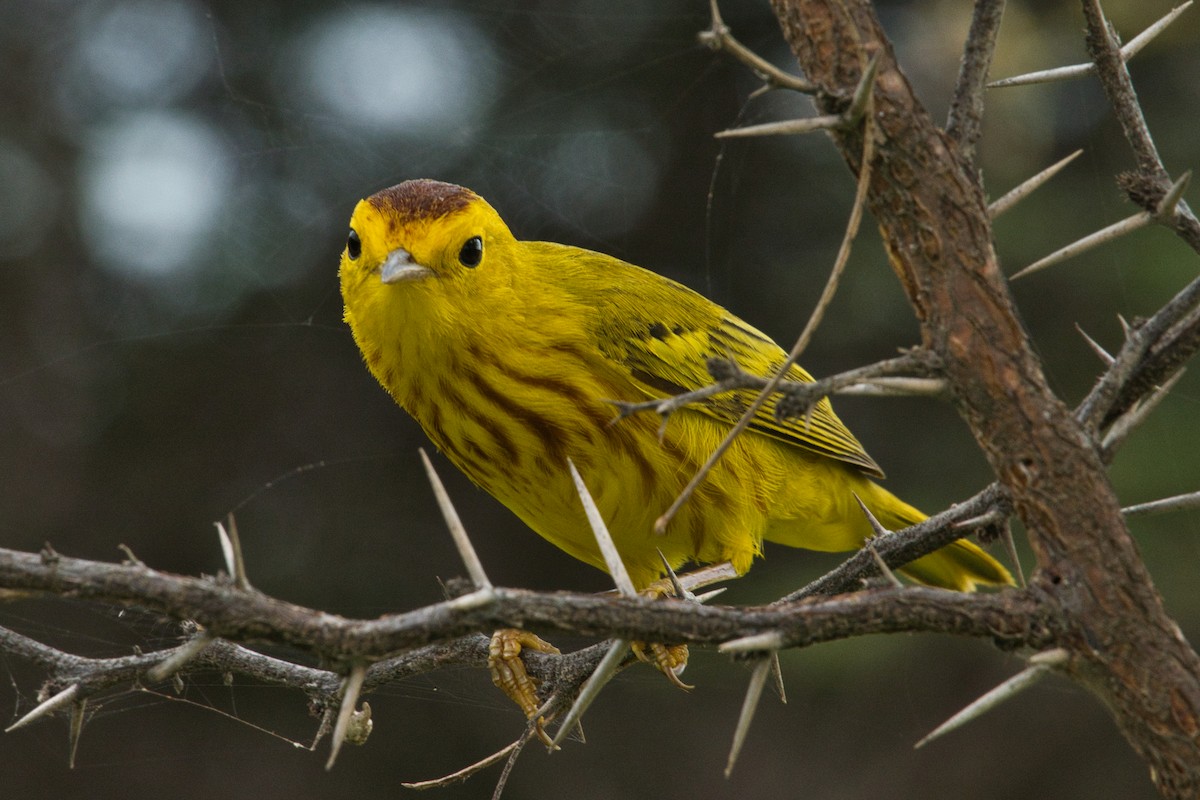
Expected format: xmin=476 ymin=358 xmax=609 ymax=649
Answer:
xmin=769 ymin=0 xmax=1200 ymax=794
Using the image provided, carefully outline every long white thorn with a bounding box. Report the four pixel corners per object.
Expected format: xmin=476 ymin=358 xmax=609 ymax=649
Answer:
xmin=568 ymin=459 xmax=636 ymax=598
xmin=215 ymin=514 xmax=252 ymax=591
xmin=852 ymin=494 xmax=904 ymax=588
xmin=326 ymin=664 xmax=370 ymax=770
xmin=844 ymin=52 xmax=881 ymax=126
xmin=146 ymin=633 xmax=214 ymax=683
xmin=836 ymin=377 xmax=949 ymax=397
xmin=68 ymin=699 xmax=86 ymax=769
xmin=546 ymin=461 xmax=642 ymax=748
xmin=1118 ymin=2 xmax=1194 ymax=61
xmin=719 ymin=631 xmax=786 ymax=654
xmin=988 ymin=2 xmax=1193 ymax=88
xmin=915 ymin=649 xmax=1068 ymax=748
xmin=695 ymin=587 xmax=729 ymax=604
xmin=725 ymin=658 xmax=772 ymax=777
xmin=1102 ymin=369 xmax=1186 ymax=452
xmin=5 ymin=684 xmax=79 ymax=733
xmin=444 ymin=587 xmax=498 ymax=611
xmin=715 ymin=114 xmax=842 ymax=138
xmin=657 ymin=549 xmax=693 ymax=600
xmin=953 ymin=509 xmax=1006 ymax=531
xmin=1124 ymin=489 xmax=1200 ymax=517
xmin=678 ymin=561 xmax=739 ymax=593
xmin=549 ymin=638 xmax=631 ymax=749
xmin=1155 ymin=171 xmax=1192 ymax=219
xmin=770 ymin=652 xmax=787 ymax=705
xmin=988 ymin=150 xmax=1083 ymax=219
xmin=1013 ymin=171 xmax=1190 ymax=279
xmin=1012 ymin=211 xmax=1152 ymax=279
xmin=420 ymin=448 xmax=492 ymax=590
xmin=1076 ymin=324 xmax=1116 ymax=365
xmin=865 ymin=540 xmax=904 ymax=588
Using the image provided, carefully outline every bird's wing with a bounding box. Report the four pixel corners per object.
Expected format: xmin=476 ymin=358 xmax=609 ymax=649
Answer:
xmin=604 ymin=301 xmax=884 ymax=478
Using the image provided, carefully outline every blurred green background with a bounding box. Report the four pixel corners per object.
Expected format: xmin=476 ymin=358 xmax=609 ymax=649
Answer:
xmin=1 ymin=1 xmax=1197 ymax=798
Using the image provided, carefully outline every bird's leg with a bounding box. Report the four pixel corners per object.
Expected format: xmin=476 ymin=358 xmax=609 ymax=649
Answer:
xmin=488 ymin=629 xmax=561 ymax=745
xmin=630 ymin=576 xmax=694 ymax=690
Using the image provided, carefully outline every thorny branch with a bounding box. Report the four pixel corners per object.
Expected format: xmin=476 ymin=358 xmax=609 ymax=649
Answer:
xmin=0 ymin=549 xmax=1055 ymax=663
xmin=762 ymin=0 xmax=1200 ymax=796
xmin=0 ymin=544 xmax=1054 ymax=759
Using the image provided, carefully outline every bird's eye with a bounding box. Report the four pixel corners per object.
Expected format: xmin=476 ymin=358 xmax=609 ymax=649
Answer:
xmin=347 ymin=229 xmax=362 ymax=260
xmin=458 ymin=236 xmax=483 ymax=268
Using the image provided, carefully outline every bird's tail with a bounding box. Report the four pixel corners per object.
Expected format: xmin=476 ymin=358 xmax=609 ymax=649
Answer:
xmin=859 ymin=482 xmax=1014 ymax=591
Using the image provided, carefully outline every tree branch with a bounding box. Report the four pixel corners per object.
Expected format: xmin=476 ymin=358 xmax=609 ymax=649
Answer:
xmin=1080 ymin=0 xmax=1200 ymax=252
xmin=945 ymin=0 xmax=1006 ymax=169
xmin=0 ymin=547 xmax=1051 ymax=664
xmin=768 ymin=0 xmax=1200 ymax=794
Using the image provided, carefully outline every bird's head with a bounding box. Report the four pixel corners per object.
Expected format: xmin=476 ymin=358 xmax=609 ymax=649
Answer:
xmin=340 ymin=179 xmax=519 ymax=350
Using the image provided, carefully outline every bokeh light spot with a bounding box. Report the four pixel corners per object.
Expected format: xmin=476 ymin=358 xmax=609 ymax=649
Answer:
xmin=288 ymin=6 xmax=498 ymax=138
xmin=80 ymin=111 xmax=233 ymax=279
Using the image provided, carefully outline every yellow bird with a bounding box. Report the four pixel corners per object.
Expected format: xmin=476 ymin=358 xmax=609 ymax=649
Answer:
xmin=339 ymin=178 xmax=1010 ymax=593
xmin=340 ymin=179 xmax=1012 ymax=727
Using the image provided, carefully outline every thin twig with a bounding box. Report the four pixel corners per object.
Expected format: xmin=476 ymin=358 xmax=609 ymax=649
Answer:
xmin=698 ymin=0 xmax=816 ymax=93
xmin=402 ymin=735 xmax=528 ymax=790
xmin=491 ymin=729 xmax=532 ymax=800
xmin=776 ymin=351 xmax=941 ymax=419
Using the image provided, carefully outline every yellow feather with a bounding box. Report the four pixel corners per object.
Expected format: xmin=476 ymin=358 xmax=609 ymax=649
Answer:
xmin=340 ymin=179 xmax=1013 ymax=591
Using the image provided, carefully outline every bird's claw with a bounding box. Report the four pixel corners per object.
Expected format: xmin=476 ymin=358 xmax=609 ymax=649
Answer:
xmin=631 ymin=641 xmax=693 ymax=690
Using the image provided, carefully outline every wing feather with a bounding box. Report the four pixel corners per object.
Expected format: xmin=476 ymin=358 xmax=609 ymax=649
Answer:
xmin=619 ymin=314 xmax=884 ymax=477
xmin=538 ymin=242 xmax=884 ymax=477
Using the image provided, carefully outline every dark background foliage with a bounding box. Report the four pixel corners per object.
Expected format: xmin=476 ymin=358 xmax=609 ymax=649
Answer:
xmin=1 ymin=1 xmax=1197 ymax=797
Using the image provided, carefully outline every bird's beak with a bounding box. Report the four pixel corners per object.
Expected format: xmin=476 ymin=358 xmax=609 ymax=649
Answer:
xmin=379 ymin=248 xmax=432 ymax=284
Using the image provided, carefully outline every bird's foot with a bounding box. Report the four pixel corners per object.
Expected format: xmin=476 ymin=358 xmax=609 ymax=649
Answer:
xmin=630 ymin=577 xmax=694 ymax=690
xmin=488 ymin=628 xmax=561 ymax=746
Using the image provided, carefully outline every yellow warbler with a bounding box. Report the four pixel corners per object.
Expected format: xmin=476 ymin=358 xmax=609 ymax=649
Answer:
xmin=340 ymin=179 xmax=1012 ymax=592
